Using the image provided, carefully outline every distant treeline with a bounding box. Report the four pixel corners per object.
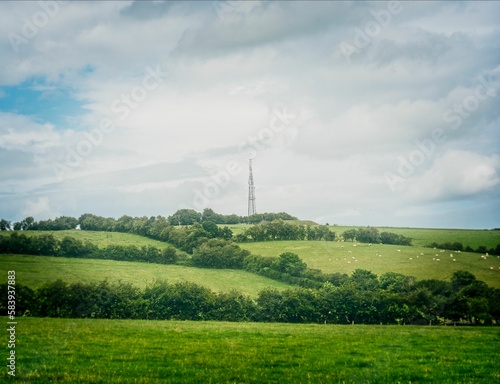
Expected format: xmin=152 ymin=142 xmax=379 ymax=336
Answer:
xmin=235 ymin=220 xmax=335 ymax=242
xmin=427 ymin=242 xmax=500 ymax=256
xmin=0 ymin=209 xmax=297 ymax=231
xmin=3 ymin=270 xmax=499 ymax=325
xmin=342 ymin=227 xmax=412 ymax=246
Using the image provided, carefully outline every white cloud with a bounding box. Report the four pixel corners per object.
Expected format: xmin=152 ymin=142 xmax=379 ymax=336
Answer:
xmin=0 ymin=1 xmax=499 ymax=228
xmin=21 ymin=196 xmax=59 ymax=220
xmin=406 ymin=150 xmax=500 ymax=202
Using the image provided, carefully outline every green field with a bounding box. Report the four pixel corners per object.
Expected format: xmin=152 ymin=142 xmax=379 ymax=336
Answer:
xmin=240 ymin=241 xmax=500 ymax=288
xmin=0 ymin=230 xmax=180 ymax=250
xmin=0 ymin=254 xmax=291 ymax=296
xmin=330 ymin=226 xmax=500 ymax=249
xmin=226 ymin=224 xmax=500 ymax=249
xmin=5 ymin=317 xmax=499 ymax=383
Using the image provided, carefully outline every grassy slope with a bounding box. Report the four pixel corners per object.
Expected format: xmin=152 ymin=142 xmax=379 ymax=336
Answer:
xmin=330 ymin=225 xmax=500 ymax=249
xmin=0 ymin=254 xmax=291 ymax=296
xmin=2 ymin=228 xmax=499 ymax=287
xmin=240 ymin=241 xmax=500 ymax=288
xmin=0 ymin=229 xmax=178 ymax=249
xmin=225 ymin=224 xmax=500 ymax=249
xmin=7 ymin=317 xmax=499 ymax=383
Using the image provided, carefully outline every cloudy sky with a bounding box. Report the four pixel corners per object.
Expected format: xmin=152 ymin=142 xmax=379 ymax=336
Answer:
xmin=0 ymin=1 xmax=499 ymax=229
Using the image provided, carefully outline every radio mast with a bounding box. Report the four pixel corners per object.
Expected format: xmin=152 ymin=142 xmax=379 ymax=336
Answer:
xmin=248 ymin=159 xmax=256 ymax=216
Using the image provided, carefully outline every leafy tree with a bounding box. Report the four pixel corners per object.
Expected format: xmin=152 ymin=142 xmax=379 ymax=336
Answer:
xmin=379 ymin=272 xmax=415 ymax=293
xmin=202 ymin=208 xmax=225 ymax=224
xmin=201 ymin=220 xmax=220 ymax=238
xmin=192 ymin=239 xmax=249 ymax=269
xmin=13 ymin=216 xmax=35 ymax=231
xmin=342 ymin=229 xmax=357 ymax=242
xmin=0 ymin=283 xmax=35 ymax=317
xmin=211 ymin=290 xmax=257 ymax=321
xmin=274 ymin=252 xmax=307 ymax=277
xmin=451 ymin=271 xmax=477 ymax=291
xmin=350 ymin=269 xmax=379 ymax=291
xmin=0 ymin=219 xmax=11 ymax=231
xmin=356 ymin=226 xmax=379 ymax=243
xmin=168 ymin=209 xmax=201 ymax=225
xmin=380 ymin=232 xmax=412 ymax=246
xmin=256 ymin=288 xmax=284 ymax=322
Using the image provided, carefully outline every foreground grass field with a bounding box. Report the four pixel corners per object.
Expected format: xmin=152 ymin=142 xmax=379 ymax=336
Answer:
xmin=5 ymin=317 xmax=499 ymax=383
xmin=0 ymin=254 xmax=291 ymax=296
xmin=241 ymin=241 xmax=500 ymax=288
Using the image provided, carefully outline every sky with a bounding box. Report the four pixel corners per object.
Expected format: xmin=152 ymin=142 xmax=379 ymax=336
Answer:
xmin=0 ymin=0 xmax=499 ymax=229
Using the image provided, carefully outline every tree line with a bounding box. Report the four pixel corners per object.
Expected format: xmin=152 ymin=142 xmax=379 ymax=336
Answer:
xmin=0 ymin=209 xmax=297 ymax=231
xmin=2 ymin=270 xmax=499 ymax=325
xmin=427 ymin=241 xmax=500 ymax=257
xmin=342 ymin=227 xmax=412 ymax=246
xmin=0 ymin=232 xmax=179 ymax=264
xmin=235 ymin=220 xmax=335 ymax=242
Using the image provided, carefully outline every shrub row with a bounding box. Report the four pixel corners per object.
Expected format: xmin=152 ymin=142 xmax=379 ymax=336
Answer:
xmin=427 ymin=241 xmax=500 ymax=255
xmin=235 ymin=220 xmax=335 ymax=242
xmin=0 ymin=233 xmax=179 ymax=264
xmin=3 ymin=270 xmax=499 ymax=325
xmin=342 ymin=227 xmax=412 ymax=246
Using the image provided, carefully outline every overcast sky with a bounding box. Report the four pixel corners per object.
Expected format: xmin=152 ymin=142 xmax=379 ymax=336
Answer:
xmin=0 ymin=1 xmax=499 ymax=228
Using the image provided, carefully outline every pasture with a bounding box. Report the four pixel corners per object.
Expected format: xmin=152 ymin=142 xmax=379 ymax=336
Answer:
xmin=226 ymin=224 xmax=500 ymax=249
xmin=0 ymin=230 xmax=179 ymax=250
xmin=0 ymin=254 xmax=291 ymax=296
xmin=240 ymin=241 xmax=500 ymax=288
xmin=6 ymin=317 xmax=499 ymax=383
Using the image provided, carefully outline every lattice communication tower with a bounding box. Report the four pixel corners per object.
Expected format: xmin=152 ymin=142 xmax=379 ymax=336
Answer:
xmin=248 ymin=159 xmax=256 ymax=216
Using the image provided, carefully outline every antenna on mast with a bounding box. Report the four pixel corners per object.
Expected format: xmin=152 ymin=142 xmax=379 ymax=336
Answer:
xmin=248 ymin=159 xmax=256 ymax=216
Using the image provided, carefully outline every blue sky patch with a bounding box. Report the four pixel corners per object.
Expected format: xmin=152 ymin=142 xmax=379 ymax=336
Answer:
xmin=0 ymin=76 xmax=87 ymax=128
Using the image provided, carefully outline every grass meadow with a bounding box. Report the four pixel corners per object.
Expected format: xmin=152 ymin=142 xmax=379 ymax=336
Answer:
xmin=226 ymin=224 xmax=500 ymax=249
xmin=4 ymin=317 xmax=499 ymax=383
xmin=240 ymin=241 xmax=500 ymax=288
xmin=0 ymin=254 xmax=291 ymax=296
xmin=0 ymin=230 xmax=179 ymax=250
